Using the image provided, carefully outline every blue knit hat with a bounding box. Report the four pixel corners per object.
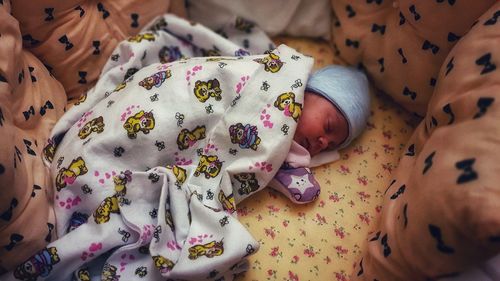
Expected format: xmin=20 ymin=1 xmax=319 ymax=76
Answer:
xmin=306 ymin=65 xmax=370 ymax=149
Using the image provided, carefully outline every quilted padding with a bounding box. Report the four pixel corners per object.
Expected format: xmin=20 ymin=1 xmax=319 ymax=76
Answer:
xmin=0 ymin=1 xmax=66 ymax=272
xmin=1 ymin=0 xmax=177 ymax=273
xmin=351 ymin=2 xmax=500 ymax=280
xmin=11 ymin=0 xmax=172 ymax=102
xmin=331 ymin=0 xmax=496 ymax=116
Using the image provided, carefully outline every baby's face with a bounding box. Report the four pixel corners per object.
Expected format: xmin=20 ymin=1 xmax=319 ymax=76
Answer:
xmin=294 ymin=91 xmax=349 ymax=157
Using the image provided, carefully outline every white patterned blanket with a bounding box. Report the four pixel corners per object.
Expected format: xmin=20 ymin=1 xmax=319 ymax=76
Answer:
xmin=6 ymin=14 xmax=313 ymax=281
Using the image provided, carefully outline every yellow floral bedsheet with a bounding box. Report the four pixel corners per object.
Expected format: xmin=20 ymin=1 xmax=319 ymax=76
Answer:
xmin=236 ymin=37 xmax=419 ymax=281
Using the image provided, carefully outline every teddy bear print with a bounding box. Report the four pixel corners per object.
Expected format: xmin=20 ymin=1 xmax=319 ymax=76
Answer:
xmin=165 ymin=208 xmax=174 ymax=233
xmin=188 ymin=239 xmax=224 ymax=260
xmin=234 ymin=17 xmax=255 ymax=33
xmin=55 ymin=157 xmax=88 ymax=191
xmin=78 ymin=116 xmax=105 ymax=139
xmin=254 ymin=52 xmax=283 ymax=73
xmin=123 ymin=110 xmax=156 ymax=139
xmin=159 ymin=46 xmax=184 ymax=63
xmin=218 ymin=190 xmax=236 ymax=213
xmin=194 ymin=154 xmax=223 ymax=179
xmin=152 ymin=255 xmax=175 ymax=274
xmin=127 ymin=32 xmax=156 ymax=43
xmin=169 ymin=165 xmax=187 ymax=187
xmin=228 ymin=123 xmax=261 ymax=150
xmin=113 ymin=81 xmax=128 ymax=92
xmin=274 ymin=92 xmax=302 ymax=122
xmin=14 ymin=247 xmax=60 ymax=280
xmin=177 ymin=125 xmax=206 ymax=150
xmin=77 ymin=268 xmax=91 ymax=281
xmin=93 ymin=171 xmax=131 ymax=224
xmin=200 ymin=47 xmax=221 ymax=57
xmin=93 ymin=195 xmax=120 ymax=225
xmin=101 ymin=263 xmax=119 ymax=281
xmin=74 ymin=92 xmax=87 ymax=105
xmin=43 ymin=138 xmax=56 ymax=163
xmin=139 ymin=70 xmax=172 ymax=90
xmin=234 ymin=173 xmax=260 ymax=195
xmin=193 ymin=79 xmax=222 ymax=103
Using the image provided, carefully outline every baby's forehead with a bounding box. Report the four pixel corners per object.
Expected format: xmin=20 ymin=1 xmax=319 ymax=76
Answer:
xmin=307 ymin=91 xmax=344 ymax=114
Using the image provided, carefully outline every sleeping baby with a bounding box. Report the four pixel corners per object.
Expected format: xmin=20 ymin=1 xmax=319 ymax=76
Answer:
xmin=271 ymin=65 xmax=370 ymax=204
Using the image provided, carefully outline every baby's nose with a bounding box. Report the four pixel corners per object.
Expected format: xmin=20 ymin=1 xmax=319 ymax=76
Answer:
xmin=318 ymin=136 xmax=329 ymax=151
